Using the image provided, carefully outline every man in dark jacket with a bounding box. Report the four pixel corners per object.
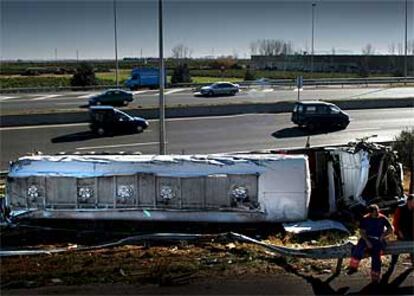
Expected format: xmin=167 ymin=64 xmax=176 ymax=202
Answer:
xmin=391 ymin=194 xmax=414 ymax=266
xmin=347 ymin=204 xmax=393 ymax=283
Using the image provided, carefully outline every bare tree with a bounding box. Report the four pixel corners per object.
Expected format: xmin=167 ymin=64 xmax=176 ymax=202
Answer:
xmin=232 ymin=49 xmax=239 ymax=59
xmin=361 ymin=44 xmax=375 ymax=76
xmin=397 ymin=43 xmax=404 ymax=55
xmin=409 ymin=39 xmax=414 ymax=55
xmin=362 ymin=43 xmax=375 ymax=55
xmin=388 ymin=43 xmax=396 ymax=55
xmin=281 ymin=41 xmax=293 ymax=55
xmin=331 ymin=47 xmax=336 ymax=55
xmin=249 ymin=41 xmax=258 ymax=55
xmin=171 ymin=44 xmax=191 ymax=60
xmin=250 ymin=39 xmax=294 ymax=56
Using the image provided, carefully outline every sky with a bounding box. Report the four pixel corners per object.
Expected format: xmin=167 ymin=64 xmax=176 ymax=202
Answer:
xmin=1 ymin=0 xmax=413 ymax=60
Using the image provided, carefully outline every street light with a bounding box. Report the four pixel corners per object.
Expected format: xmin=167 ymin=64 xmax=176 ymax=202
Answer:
xmin=113 ymin=0 xmax=119 ymax=88
xmin=404 ymin=0 xmax=408 ymax=79
xmin=311 ymin=2 xmax=316 ymax=76
xmin=158 ymin=0 xmax=166 ymax=155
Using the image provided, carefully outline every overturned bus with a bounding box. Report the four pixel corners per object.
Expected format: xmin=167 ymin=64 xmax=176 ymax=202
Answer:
xmin=3 ymin=141 xmax=405 ymax=224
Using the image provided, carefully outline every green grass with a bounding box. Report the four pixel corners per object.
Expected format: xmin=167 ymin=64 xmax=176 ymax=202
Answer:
xmin=191 ymin=76 xmax=241 ymax=84
xmin=0 ymin=68 xmax=397 ymax=89
xmin=95 ymin=69 xmax=131 ymax=82
xmin=0 ymin=76 xmax=72 ymax=89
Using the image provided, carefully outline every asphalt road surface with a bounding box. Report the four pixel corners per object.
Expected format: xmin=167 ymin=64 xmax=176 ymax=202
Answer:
xmin=1 ymin=107 xmax=413 ymax=170
xmin=1 ymin=86 xmax=413 ymax=115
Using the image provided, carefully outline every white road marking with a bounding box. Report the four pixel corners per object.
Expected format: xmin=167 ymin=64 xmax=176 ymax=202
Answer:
xmin=76 ymin=142 xmax=160 ymax=150
xmin=55 ymin=102 xmax=85 ymax=105
xmin=0 ymin=123 xmax=88 ymax=131
xmin=166 ymin=113 xmax=277 ymax=122
xmin=0 ymin=96 xmax=17 ymax=101
xmin=132 ymin=90 xmax=150 ymax=95
xmin=77 ymin=93 xmax=98 ymax=99
xmin=31 ymin=94 xmax=61 ymax=101
xmin=165 ymin=88 xmax=186 ymax=95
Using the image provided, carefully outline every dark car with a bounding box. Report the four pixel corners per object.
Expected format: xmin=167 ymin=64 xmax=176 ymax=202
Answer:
xmin=89 ymin=89 xmax=134 ymax=106
xmin=89 ymin=106 xmax=149 ymax=136
xmin=291 ymin=101 xmax=350 ymax=130
xmin=199 ymin=82 xmax=240 ymax=97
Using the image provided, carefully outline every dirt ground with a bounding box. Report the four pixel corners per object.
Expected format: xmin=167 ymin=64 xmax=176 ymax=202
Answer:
xmin=1 ymin=234 xmax=413 ymax=295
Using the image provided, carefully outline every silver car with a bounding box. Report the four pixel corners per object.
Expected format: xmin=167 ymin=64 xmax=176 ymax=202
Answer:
xmin=199 ymin=82 xmax=240 ymax=97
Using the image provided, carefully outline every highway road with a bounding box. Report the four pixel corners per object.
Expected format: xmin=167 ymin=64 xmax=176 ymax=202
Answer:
xmin=1 ymin=86 xmax=413 ymax=115
xmin=1 ymin=108 xmax=413 ymax=170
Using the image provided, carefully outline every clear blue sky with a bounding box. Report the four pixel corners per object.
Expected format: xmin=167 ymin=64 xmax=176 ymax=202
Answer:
xmin=1 ymin=0 xmax=413 ymax=60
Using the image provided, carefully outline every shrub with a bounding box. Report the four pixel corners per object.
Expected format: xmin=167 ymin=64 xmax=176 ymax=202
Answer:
xmin=70 ymin=63 xmax=97 ymax=87
xmin=244 ymin=69 xmax=256 ymax=81
xmin=394 ymin=128 xmax=414 ymax=193
xmin=171 ymin=64 xmax=192 ymax=84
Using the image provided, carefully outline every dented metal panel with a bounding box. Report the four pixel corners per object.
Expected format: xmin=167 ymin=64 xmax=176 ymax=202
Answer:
xmin=7 ymin=177 xmax=27 ymax=209
xmin=138 ymin=174 xmax=156 ymax=207
xmin=97 ymin=177 xmax=114 ymax=207
xmin=181 ymin=176 xmax=205 ymax=208
xmin=26 ymin=176 xmax=46 ymax=209
xmin=156 ymin=176 xmax=182 ymax=208
xmin=228 ymin=174 xmax=259 ymax=207
xmin=76 ymin=178 xmax=97 ymax=208
xmin=115 ymin=175 xmax=137 ymax=207
xmin=46 ymin=177 xmax=77 ymax=208
xmin=206 ymin=174 xmax=230 ymax=208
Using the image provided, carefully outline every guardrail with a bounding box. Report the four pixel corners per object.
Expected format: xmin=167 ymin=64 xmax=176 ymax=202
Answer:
xmin=175 ymin=76 xmax=414 ymax=89
xmin=1 ymin=77 xmax=413 ymax=94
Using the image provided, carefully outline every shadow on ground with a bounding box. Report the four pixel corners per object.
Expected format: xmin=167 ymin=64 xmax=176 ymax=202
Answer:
xmin=284 ymin=260 xmax=413 ymax=295
xmin=272 ymin=126 xmax=345 ymax=139
xmin=51 ymin=130 xmax=142 ymax=143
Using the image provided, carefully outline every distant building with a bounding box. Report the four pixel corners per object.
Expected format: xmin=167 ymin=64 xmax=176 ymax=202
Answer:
xmin=251 ymin=54 xmax=414 ymax=74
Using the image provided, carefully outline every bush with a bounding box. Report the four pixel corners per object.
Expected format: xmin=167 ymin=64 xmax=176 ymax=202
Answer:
xmin=70 ymin=63 xmax=97 ymax=87
xmin=171 ymin=64 xmax=192 ymax=84
xmin=244 ymin=69 xmax=256 ymax=81
xmin=0 ymin=77 xmax=71 ymax=89
xmin=394 ymin=128 xmax=414 ymax=193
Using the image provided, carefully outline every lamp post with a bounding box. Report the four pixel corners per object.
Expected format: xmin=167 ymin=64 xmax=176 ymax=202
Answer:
xmin=404 ymin=0 xmax=408 ymax=80
xmin=311 ymin=2 xmax=316 ymax=76
xmin=113 ymin=0 xmax=119 ymax=88
xmin=158 ymin=0 xmax=166 ymax=155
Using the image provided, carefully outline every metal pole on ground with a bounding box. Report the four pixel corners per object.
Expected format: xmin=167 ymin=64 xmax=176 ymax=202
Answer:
xmin=311 ymin=2 xmax=316 ymax=77
xmin=113 ymin=0 xmax=119 ymax=88
xmin=404 ymin=0 xmax=408 ymax=83
xmin=158 ymin=0 xmax=166 ymax=155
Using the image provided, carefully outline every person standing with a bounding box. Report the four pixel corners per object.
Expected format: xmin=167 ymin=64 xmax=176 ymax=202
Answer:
xmin=391 ymin=194 xmax=414 ymax=266
xmin=347 ymin=204 xmax=393 ymax=283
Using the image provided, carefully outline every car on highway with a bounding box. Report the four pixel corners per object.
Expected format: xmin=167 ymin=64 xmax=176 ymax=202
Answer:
xmin=89 ymin=106 xmax=149 ymax=136
xmin=88 ymin=89 xmax=134 ymax=106
xmin=291 ymin=101 xmax=350 ymax=130
xmin=199 ymin=82 xmax=240 ymax=97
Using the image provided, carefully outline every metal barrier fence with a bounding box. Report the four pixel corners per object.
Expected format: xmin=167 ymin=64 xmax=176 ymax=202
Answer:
xmin=1 ymin=77 xmax=413 ymax=93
